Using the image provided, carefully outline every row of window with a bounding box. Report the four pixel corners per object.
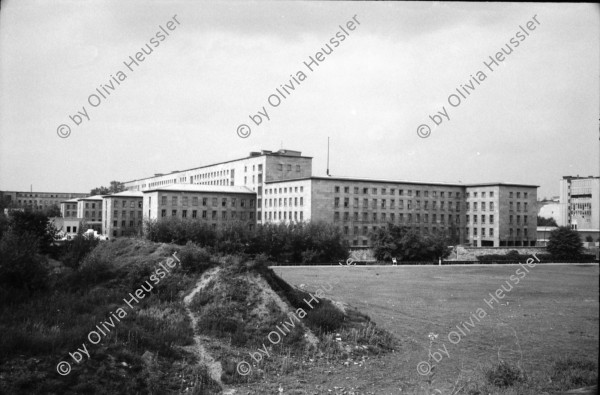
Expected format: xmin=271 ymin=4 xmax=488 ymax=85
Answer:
xmin=244 ymin=164 xmax=263 ymax=172
xmin=160 ymin=209 xmax=255 ymax=220
xmin=334 ymin=212 xmax=461 ymax=224
xmin=111 ymin=210 xmax=143 ymax=218
xmin=334 ymin=197 xmax=462 ymax=211
xmin=265 ymin=197 xmax=304 ymax=208
xmin=110 ymin=200 xmax=142 ymax=209
xmin=334 ymin=186 xmax=462 ymax=198
xmin=158 ymin=196 xmax=255 ymax=208
xmin=112 ymin=220 xmax=142 ymax=228
xmin=265 ymin=186 xmax=305 ymax=195
xmin=265 ymin=211 xmax=304 ymax=221
xmin=277 ymin=164 xmax=301 ymax=172
xmin=466 ymin=202 xmax=495 ymax=211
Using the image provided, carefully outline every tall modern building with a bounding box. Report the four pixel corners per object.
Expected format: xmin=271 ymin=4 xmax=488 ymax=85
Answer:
xmin=122 ymin=148 xmax=538 ymax=247
xmin=559 ymin=176 xmax=599 ymax=234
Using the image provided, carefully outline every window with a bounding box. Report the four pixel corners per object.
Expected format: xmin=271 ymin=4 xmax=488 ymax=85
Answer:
xmin=161 ymin=209 xmax=166 ymax=217
xmin=286 ymin=164 xmax=292 ymax=171
xmin=172 ymin=210 xmax=177 ymax=216
xmin=489 ymin=228 xmax=494 ymax=237
xmin=509 ymin=192 xmax=513 ymax=198
xmin=202 ymin=210 xmax=207 ymax=219
xmin=344 ymin=186 xmax=349 ymax=193
xmin=296 ymin=165 xmax=301 ymax=172
xmin=344 ymin=198 xmax=349 ymax=208
xmin=473 ymin=202 xmax=477 ymax=211
xmin=354 ymin=187 xmax=359 ymax=194
xmin=192 ymin=210 xmax=197 ymax=218
xmin=517 ymin=192 xmax=521 ymax=198
xmin=372 ymin=188 xmax=377 ymax=194
xmin=481 ymin=215 xmax=485 ymax=224
xmin=335 ymin=186 xmax=340 ymax=193
xmin=490 ymin=215 xmax=494 ymax=224
xmin=363 ymin=188 xmax=368 ymax=194
xmin=490 ymin=202 xmax=494 ymax=211
xmin=212 ymin=211 xmax=217 ymax=220
xmin=334 ymin=197 xmax=340 ymax=208
xmin=222 ymin=211 xmax=227 ymax=220
xmin=161 ymin=196 xmax=167 ymax=205
xmin=382 ymin=188 xmax=387 ymax=195
xmin=481 ymin=192 xmax=486 ymax=198
xmin=524 ymin=202 xmax=528 ymax=212
xmin=202 ymin=198 xmax=208 ymax=206
xmin=416 ymin=191 xmax=421 ymax=197
xmin=524 ymin=192 xmax=528 ymax=199
xmin=172 ymin=196 xmax=178 ymax=205
xmin=424 ymin=191 xmax=428 ymax=197
xmin=372 ymin=199 xmax=377 ymax=209
xmin=182 ymin=210 xmax=187 ymax=218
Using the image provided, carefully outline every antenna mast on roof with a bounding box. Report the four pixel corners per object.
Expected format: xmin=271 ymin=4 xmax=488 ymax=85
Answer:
xmin=327 ymin=137 xmax=330 ymax=176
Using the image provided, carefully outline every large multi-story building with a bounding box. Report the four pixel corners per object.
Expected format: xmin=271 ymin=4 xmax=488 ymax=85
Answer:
xmin=119 ymin=148 xmax=538 ymax=247
xmin=143 ymin=184 xmax=257 ymax=230
xmin=559 ymin=176 xmax=599 ymax=232
xmin=262 ymin=177 xmax=537 ymax=247
xmin=0 ymin=190 xmax=88 ymax=211
xmin=102 ymin=191 xmax=144 ymax=238
xmin=124 ymin=149 xmax=312 ymax=224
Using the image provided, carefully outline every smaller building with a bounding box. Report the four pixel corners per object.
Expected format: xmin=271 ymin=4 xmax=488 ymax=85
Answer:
xmin=60 ymin=198 xmax=80 ymax=218
xmin=102 ymin=191 xmax=144 ymax=238
xmin=75 ymin=195 xmax=104 ymax=232
xmin=50 ymin=217 xmax=84 ymax=239
xmin=143 ymin=184 xmax=257 ymax=231
xmin=1 ymin=190 xmax=88 ymax=211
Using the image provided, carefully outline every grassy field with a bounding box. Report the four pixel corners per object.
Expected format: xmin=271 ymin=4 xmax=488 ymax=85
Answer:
xmin=265 ymin=264 xmax=599 ymax=394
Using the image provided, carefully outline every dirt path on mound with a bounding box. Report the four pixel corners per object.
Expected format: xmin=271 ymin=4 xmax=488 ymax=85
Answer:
xmin=182 ymin=267 xmax=226 ymax=390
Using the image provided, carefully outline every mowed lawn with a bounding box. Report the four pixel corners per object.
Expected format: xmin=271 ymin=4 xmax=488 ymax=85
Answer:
xmin=271 ymin=264 xmax=599 ymax=394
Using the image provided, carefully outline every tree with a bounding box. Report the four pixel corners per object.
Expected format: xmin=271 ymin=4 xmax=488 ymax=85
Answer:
xmin=370 ymin=223 xmax=450 ymax=262
xmin=90 ymin=180 xmax=125 ymax=196
xmin=6 ymin=210 xmax=56 ymax=254
xmin=547 ymin=226 xmax=583 ymax=259
xmin=537 ymin=216 xmax=558 ymax=227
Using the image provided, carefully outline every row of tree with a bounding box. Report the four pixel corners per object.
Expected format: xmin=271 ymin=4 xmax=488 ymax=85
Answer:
xmin=144 ymin=218 xmax=348 ymax=263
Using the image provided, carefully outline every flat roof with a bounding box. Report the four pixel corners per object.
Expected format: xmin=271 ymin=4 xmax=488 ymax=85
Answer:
xmin=265 ymin=176 xmax=538 ymax=188
xmin=103 ymin=191 xmax=144 ymax=198
xmin=78 ymin=195 xmax=105 ymax=201
xmin=143 ymin=184 xmax=255 ymax=194
xmin=124 ymin=149 xmax=312 ymax=184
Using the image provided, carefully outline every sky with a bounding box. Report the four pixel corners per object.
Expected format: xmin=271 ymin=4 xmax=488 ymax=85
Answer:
xmin=0 ymin=1 xmax=598 ymax=200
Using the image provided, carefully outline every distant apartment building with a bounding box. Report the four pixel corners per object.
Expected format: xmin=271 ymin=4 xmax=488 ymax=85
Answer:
xmin=1 ymin=190 xmax=88 ymax=211
xmin=143 ymin=184 xmax=257 ymax=231
xmin=124 ymin=149 xmax=312 ymax=224
xmin=559 ymin=176 xmax=599 ymax=233
xmin=102 ymin=191 xmax=144 ymax=238
xmin=121 ymin=148 xmax=538 ymax=247
xmin=74 ymin=195 xmax=104 ymax=232
xmin=60 ymin=198 xmax=79 ymax=218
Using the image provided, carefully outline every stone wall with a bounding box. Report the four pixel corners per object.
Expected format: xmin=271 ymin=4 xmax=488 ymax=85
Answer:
xmin=451 ymin=246 xmax=547 ymax=261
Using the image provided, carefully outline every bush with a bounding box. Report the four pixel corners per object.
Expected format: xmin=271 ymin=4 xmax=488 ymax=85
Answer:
xmin=547 ymin=227 xmax=584 ymax=259
xmin=305 ymin=302 xmax=345 ymax=333
xmin=0 ymin=230 xmax=48 ymax=294
xmin=178 ymin=241 xmax=212 ymax=273
xmin=485 ymin=361 xmax=525 ymax=387
xmin=60 ymin=232 xmax=100 ymax=269
xmin=550 ymin=357 xmax=598 ymax=388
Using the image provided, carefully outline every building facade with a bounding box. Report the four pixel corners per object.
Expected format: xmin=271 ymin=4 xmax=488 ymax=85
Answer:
xmin=102 ymin=191 xmax=144 ymax=238
xmin=559 ymin=176 xmax=599 ymax=232
xmin=143 ymin=185 xmax=257 ymax=230
xmin=124 ymin=149 xmax=312 ymax=224
xmin=1 ymin=190 xmax=88 ymax=211
xmin=262 ymin=177 xmax=537 ymax=247
xmin=119 ymin=148 xmax=539 ymax=247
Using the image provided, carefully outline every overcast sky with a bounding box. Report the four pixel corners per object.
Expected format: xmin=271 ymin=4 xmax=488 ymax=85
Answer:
xmin=0 ymin=1 xmax=598 ymax=199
